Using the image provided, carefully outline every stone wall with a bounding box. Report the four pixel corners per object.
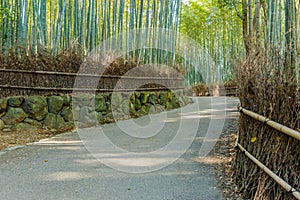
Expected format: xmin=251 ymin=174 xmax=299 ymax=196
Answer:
xmin=0 ymin=91 xmax=191 ymax=131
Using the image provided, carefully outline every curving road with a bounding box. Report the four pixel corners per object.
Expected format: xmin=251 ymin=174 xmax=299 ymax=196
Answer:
xmin=0 ymin=97 xmax=239 ymax=200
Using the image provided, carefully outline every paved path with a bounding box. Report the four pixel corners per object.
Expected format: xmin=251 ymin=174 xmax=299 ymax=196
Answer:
xmin=0 ymin=97 xmax=239 ymax=200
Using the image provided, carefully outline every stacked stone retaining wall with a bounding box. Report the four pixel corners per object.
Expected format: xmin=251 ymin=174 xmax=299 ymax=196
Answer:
xmin=0 ymin=91 xmax=191 ymax=131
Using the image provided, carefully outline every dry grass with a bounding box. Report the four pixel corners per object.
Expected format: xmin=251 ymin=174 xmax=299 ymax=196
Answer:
xmin=0 ymin=48 xmax=184 ymax=78
xmin=214 ymin=120 xmax=243 ymax=200
xmin=187 ymin=81 xmax=238 ymax=97
xmin=191 ymin=83 xmax=210 ymax=96
xmin=0 ymin=45 xmax=185 ymax=78
xmin=0 ymin=45 xmax=83 ymax=73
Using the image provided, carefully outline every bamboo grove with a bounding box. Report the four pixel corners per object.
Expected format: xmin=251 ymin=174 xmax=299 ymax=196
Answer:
xmin=0 ymin=0 xmax=183 ymax=67
xmin=0 ymin=0 xmax=298 ymax=84
xmin=180 ymin=0 xmax=300 ymax=84
xmin=180 ymin=0 xmax=245 ymax=83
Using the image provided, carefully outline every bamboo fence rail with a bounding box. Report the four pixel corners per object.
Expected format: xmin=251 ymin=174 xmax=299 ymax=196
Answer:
xmin=236 ymin=143 xmax=300 ymax=200
xmin=238 ymin=106 xmax=300 ymax=141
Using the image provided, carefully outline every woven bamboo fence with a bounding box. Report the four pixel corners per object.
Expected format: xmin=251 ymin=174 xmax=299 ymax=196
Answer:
xmin=0 ymin=69 xmax=185 ymax=98
xmin=237 ymin=106 xmax=300 ymax=199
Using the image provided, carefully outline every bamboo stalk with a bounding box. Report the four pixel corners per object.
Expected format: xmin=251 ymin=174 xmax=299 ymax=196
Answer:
xmin=237 ymin=143 xmax=300 ymax=200
xmin=238 ymin=106 xmax=300 ymax=141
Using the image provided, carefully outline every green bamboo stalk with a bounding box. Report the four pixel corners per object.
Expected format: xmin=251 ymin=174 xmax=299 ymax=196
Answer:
xmin=67 ymin=0 xmax=72 ymax=47
xmin=101 ymin=0 xmax=106 ymax=44
xmin=49 ymin=0 xmax=54 ymax=49
xmin=41 ymin=0 xmax=47 ymax=46
xmin=4 ymin=1 xmax=12 ymax=52
xmin=85 ymin=0 xmax=90 ymax=49
xmin=95 ymin=0 xmax=99 ymax=47
xmin=30 ymin=0 xmax=36 ymax=52
xmin=106 ymin=0 xmax=111 ymax=46
xmin=129 ymin=0 xmax=135 ymax=56
xmin=63 ymin=0 xmax=68 ymax=49
xmin=73 ymin=0 xmax=78 ymax=38
xmin=13 ymin=0 xmax=18 ymax=49
xmin=90 ymin=0 xmax=96 ymax=50
xmin=54 ymin=0 xmax=66 ymax=54
xmin=118 ymin=0 xmax=124 ymax=35
xmin=142 ymin=0 xmax=150 ymax=63
xmin=125 ymin=0 xmax=128 ymax=55
xmin=79 ymin=0 xmax=85 ymax=48
xmin=117 ymin=0 xmax=124 ymax=50
xmin=111 ymin=0 xmax=117 ymax=47
xmin=19 ymin=0 xmax=28 ymax=47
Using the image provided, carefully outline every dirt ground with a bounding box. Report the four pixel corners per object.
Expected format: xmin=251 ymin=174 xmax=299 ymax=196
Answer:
xmin=0 ymin=126 xmax=74 ymax=151
xmin=213 ymin=120 xmax=243 ymax=200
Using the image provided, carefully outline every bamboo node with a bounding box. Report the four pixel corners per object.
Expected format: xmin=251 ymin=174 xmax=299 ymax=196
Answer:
xmin=263 ymin=118 xmax=270 ymax=124
xmin=289 ymin=188 xmax=296 ymax=193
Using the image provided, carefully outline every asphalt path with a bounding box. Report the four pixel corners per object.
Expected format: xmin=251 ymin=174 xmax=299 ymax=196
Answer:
xmin=0 ymin=97 xmax=239 ymax=200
